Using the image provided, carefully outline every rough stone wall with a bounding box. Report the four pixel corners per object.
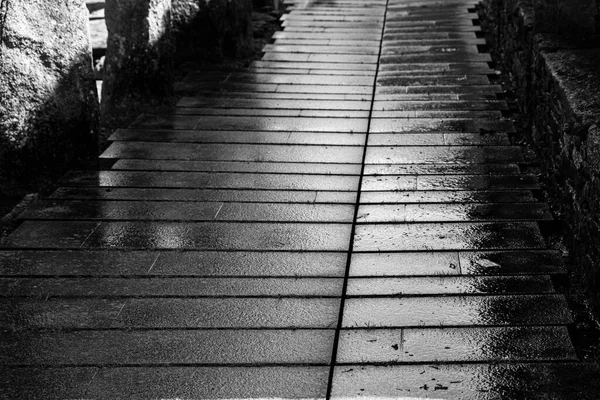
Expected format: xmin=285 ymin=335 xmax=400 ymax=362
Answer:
xmin=481 ymin=0 xmax=600 ymax=315
xmin=0 ymin=0 xmax=99 ymax=187
xmin=101 ymin=0 xmax=173 ymax=130
xmin=171 ymin=0 xmax=253 ymax=62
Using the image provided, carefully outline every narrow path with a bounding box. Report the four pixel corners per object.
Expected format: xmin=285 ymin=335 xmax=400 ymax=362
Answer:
xmin=1 ymin=0 xmax=599 ymax=398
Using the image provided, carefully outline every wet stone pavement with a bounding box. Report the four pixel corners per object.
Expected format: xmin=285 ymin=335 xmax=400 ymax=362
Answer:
xmin=2 ymin=0 xmax=600 ymax=399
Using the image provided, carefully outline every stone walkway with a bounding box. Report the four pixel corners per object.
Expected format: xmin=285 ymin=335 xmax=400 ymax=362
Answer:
xmin=2 ymin=0 xmax=600 ymax=398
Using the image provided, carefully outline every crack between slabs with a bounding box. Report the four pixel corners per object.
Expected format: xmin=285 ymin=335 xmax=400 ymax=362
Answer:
xmin=325 ymin=0 xmax=391 ymax=398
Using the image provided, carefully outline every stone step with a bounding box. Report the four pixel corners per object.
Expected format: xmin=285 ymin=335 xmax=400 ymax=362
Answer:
xmin=342 ymin=294 xmax=572 ymax=327
xmin=337 ymin=326 xmax=577 ymax=363
xmin=184 ymin=72 xmax=376 ymax=85
xmin=331 ymin=363 xmax=600 ymax=398
xmin=3 ymin=221 xmax=353 ymax=250
xmin=0 ymin=366 xmax=330 ymax=399
xmin=349 ymin=250 xmax=566 ymax=277
xmin=172 ymin=108 xmax=372 ymax=118
xmin=346 ymin=275 xmax=555 ymax=295
xmin=360 ymin=190 xmax=536 ymax=204
xmin=262 ymin=52 xmax=379 ymax=63
xmin=353 ymin=221 xmax=546 ymax=251
xmin=109 ymin=131 xmax=510 ymax=147
xmin=356 ymin=202 xmax=552 ymax=222
xmin=0 ymin=298 xmax=342 ymax=329
xmin=377 ymin=75 xmax=490 ymax=86
xmin=364 ymin=147 xmax=524 ymax=164
xmin=129 ymin=115 xmax=370 ymax=132
xmin=3 ymin=277 xmax=344 ymax=297
xmin=20 ymin=200 xmax=356 ymax=223
xmin=178 ymin=91 xmax=372 ymax=101
xmin=100 ymin=142 xmax=365 ymax=163
xmin=372 ymin=100 xmax=507 ymax=110
xmin=0 ymin=250 xmax=349 ymax=277
xmin=176 ymin=98 xmax=372 ymax=110
xmin=263 ymin=44 xmax=380 ymax=55
xmin=174 ymin=82 xmax=374 ymax=94
xmin=60 ymin=170 xmax=360 ymax=191
xmin=0 ymin=294 xmax=571 ymax=330
xmin=0 ymin=330 xmax=335 ymax=365
xmin=109 ymin=159 xmax=363 ymax=175
xmin=368 ymin=118 xmax=514 ymax=133
xmin=50 ymin=187 xmax=358 ymax=204
xmin=368 ymin=132 xmax=511 ymax=145
xmin=362 ymin=174 xmax=539 ymax=191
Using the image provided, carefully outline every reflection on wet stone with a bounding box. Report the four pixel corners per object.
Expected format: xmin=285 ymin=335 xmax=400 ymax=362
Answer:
xmin=1 ymin=0 xmax=597 ymax=397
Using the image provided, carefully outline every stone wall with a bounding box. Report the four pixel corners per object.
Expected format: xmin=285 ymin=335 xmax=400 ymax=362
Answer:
xmin=171 ymin=0 xmax=253 ymax=62
xmin=480 ymin=0 xmax=600 ymax=315
xmin=0 ymin=0 xmax=99 ymax=188
xmin=100 ymin=0 xmax=253 ymax=136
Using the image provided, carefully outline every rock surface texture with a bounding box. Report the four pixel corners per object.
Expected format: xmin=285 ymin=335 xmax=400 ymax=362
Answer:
xmin=0 ymin=0 xmax=98 ymax=185
xmin=481 ymin=0 xmax=600 ymax=317
xmin=171 ymin=0 xmax=253 ymax=61
xmin=101 ymin=0 xmax=173 ymax=123
xmin=1 ymin=0 xmax=600 ymax=398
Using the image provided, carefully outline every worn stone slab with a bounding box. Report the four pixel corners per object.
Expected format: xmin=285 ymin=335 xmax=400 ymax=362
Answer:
xmin=362 ymin=174 xmax=539 ymax=192
xmin=376 ymin=83 xmax=502 ymax=94
xmin=363 ymin=163 xmax=519 ymax=175
xmin=360 ymin=190 xmax=535 ymax=204
xmin=109 ymin=129 xmax=367 ymax=146
xmin=349 ymin=131 xmax=471 ymax=147
xmin=5 ymin=277 xmax=343 ymax=297
xmin=377 ymin=75 xmax=489 ymax=86
xmin=262 ymin=52 xmax=379 ymax=64
xmin=346 ymin=275 xmax=555 ymax=296
xmin=383 ymin=32 xmax=483 ymax=41
xmin=0 ymin=330 xmax=335 ymax=365
xmin=60 ymin=171 xmax=360 ymax=191
xmin=50 ymin=187 xmax=357 ymax=204
xmin=0 ymin=250 xmax=156 ymax=276
xmin=130 ymin=115 xmax=369 ymax=132
xmin=350 ymin=252 xmax=461 ymax=277
xmin=0 ymin=367 xmax=97 ymax=400
xmin=177 ymin=81 xmax=375 ymax=94
xmin=101 ymin=142 xmax=364 ymax=163
xmin=369 ymin=118 xmax=514 ymax=133
xmin=111 ymin=159 xmax=362 ymax=175
xmin=416 ymin=175 xmax=539 ymax=191
xmin=371 ymin=110 xmax=502 ymax=119
xmin=5 ymin=221 xmax=353 ymax=250
xmin=342 ymin=295 xmax=571 ymax=327
xmin=20 ymin=201 xmax=355 ymax=223
xmin=263 ymin=44 xmax=379 ymax=55
xmin=177 ymin=98 xmax=372 ymax=110
xmin=372 ymin=100 xmax=507 ymax=111
xmin=85 ymin=366 xmax=329 ymax=400
xmin=331 ymin=363 xmax=600 ymax=399
xmin=364 ymin=147 xmax=523 ymax=165
xmin=151 ymin=251 xmax=348 ymax=277
xmin=459 ymin=251 xmax=567 ymax=275
xmin=211 ymin=72 xmax=375 ymax=85
xmin=274 ymin=38 xmax=381 ymax=47
xmin=353 ymin=222 xmax=546 ymax=251
xmin=0 ymin=298 xmax=126 ymax=330
xmin=113 ymin=298 xmax=340 ymax=328
xmin=251 ymin=60 xmax=377 ymax=70
xmin=356 ymin=203 xmax=552 ymax=223
xmin=182 ymin=89 xmax=371 ymax=101
xmin=337 ymin=326 xmax=577 ymax=363
xmin=174 ymin=108 xmax=372 ymax=118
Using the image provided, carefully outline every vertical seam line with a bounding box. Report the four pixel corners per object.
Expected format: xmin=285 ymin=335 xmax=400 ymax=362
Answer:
xmin=325 ymin=0 xmax=390 ymax=397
